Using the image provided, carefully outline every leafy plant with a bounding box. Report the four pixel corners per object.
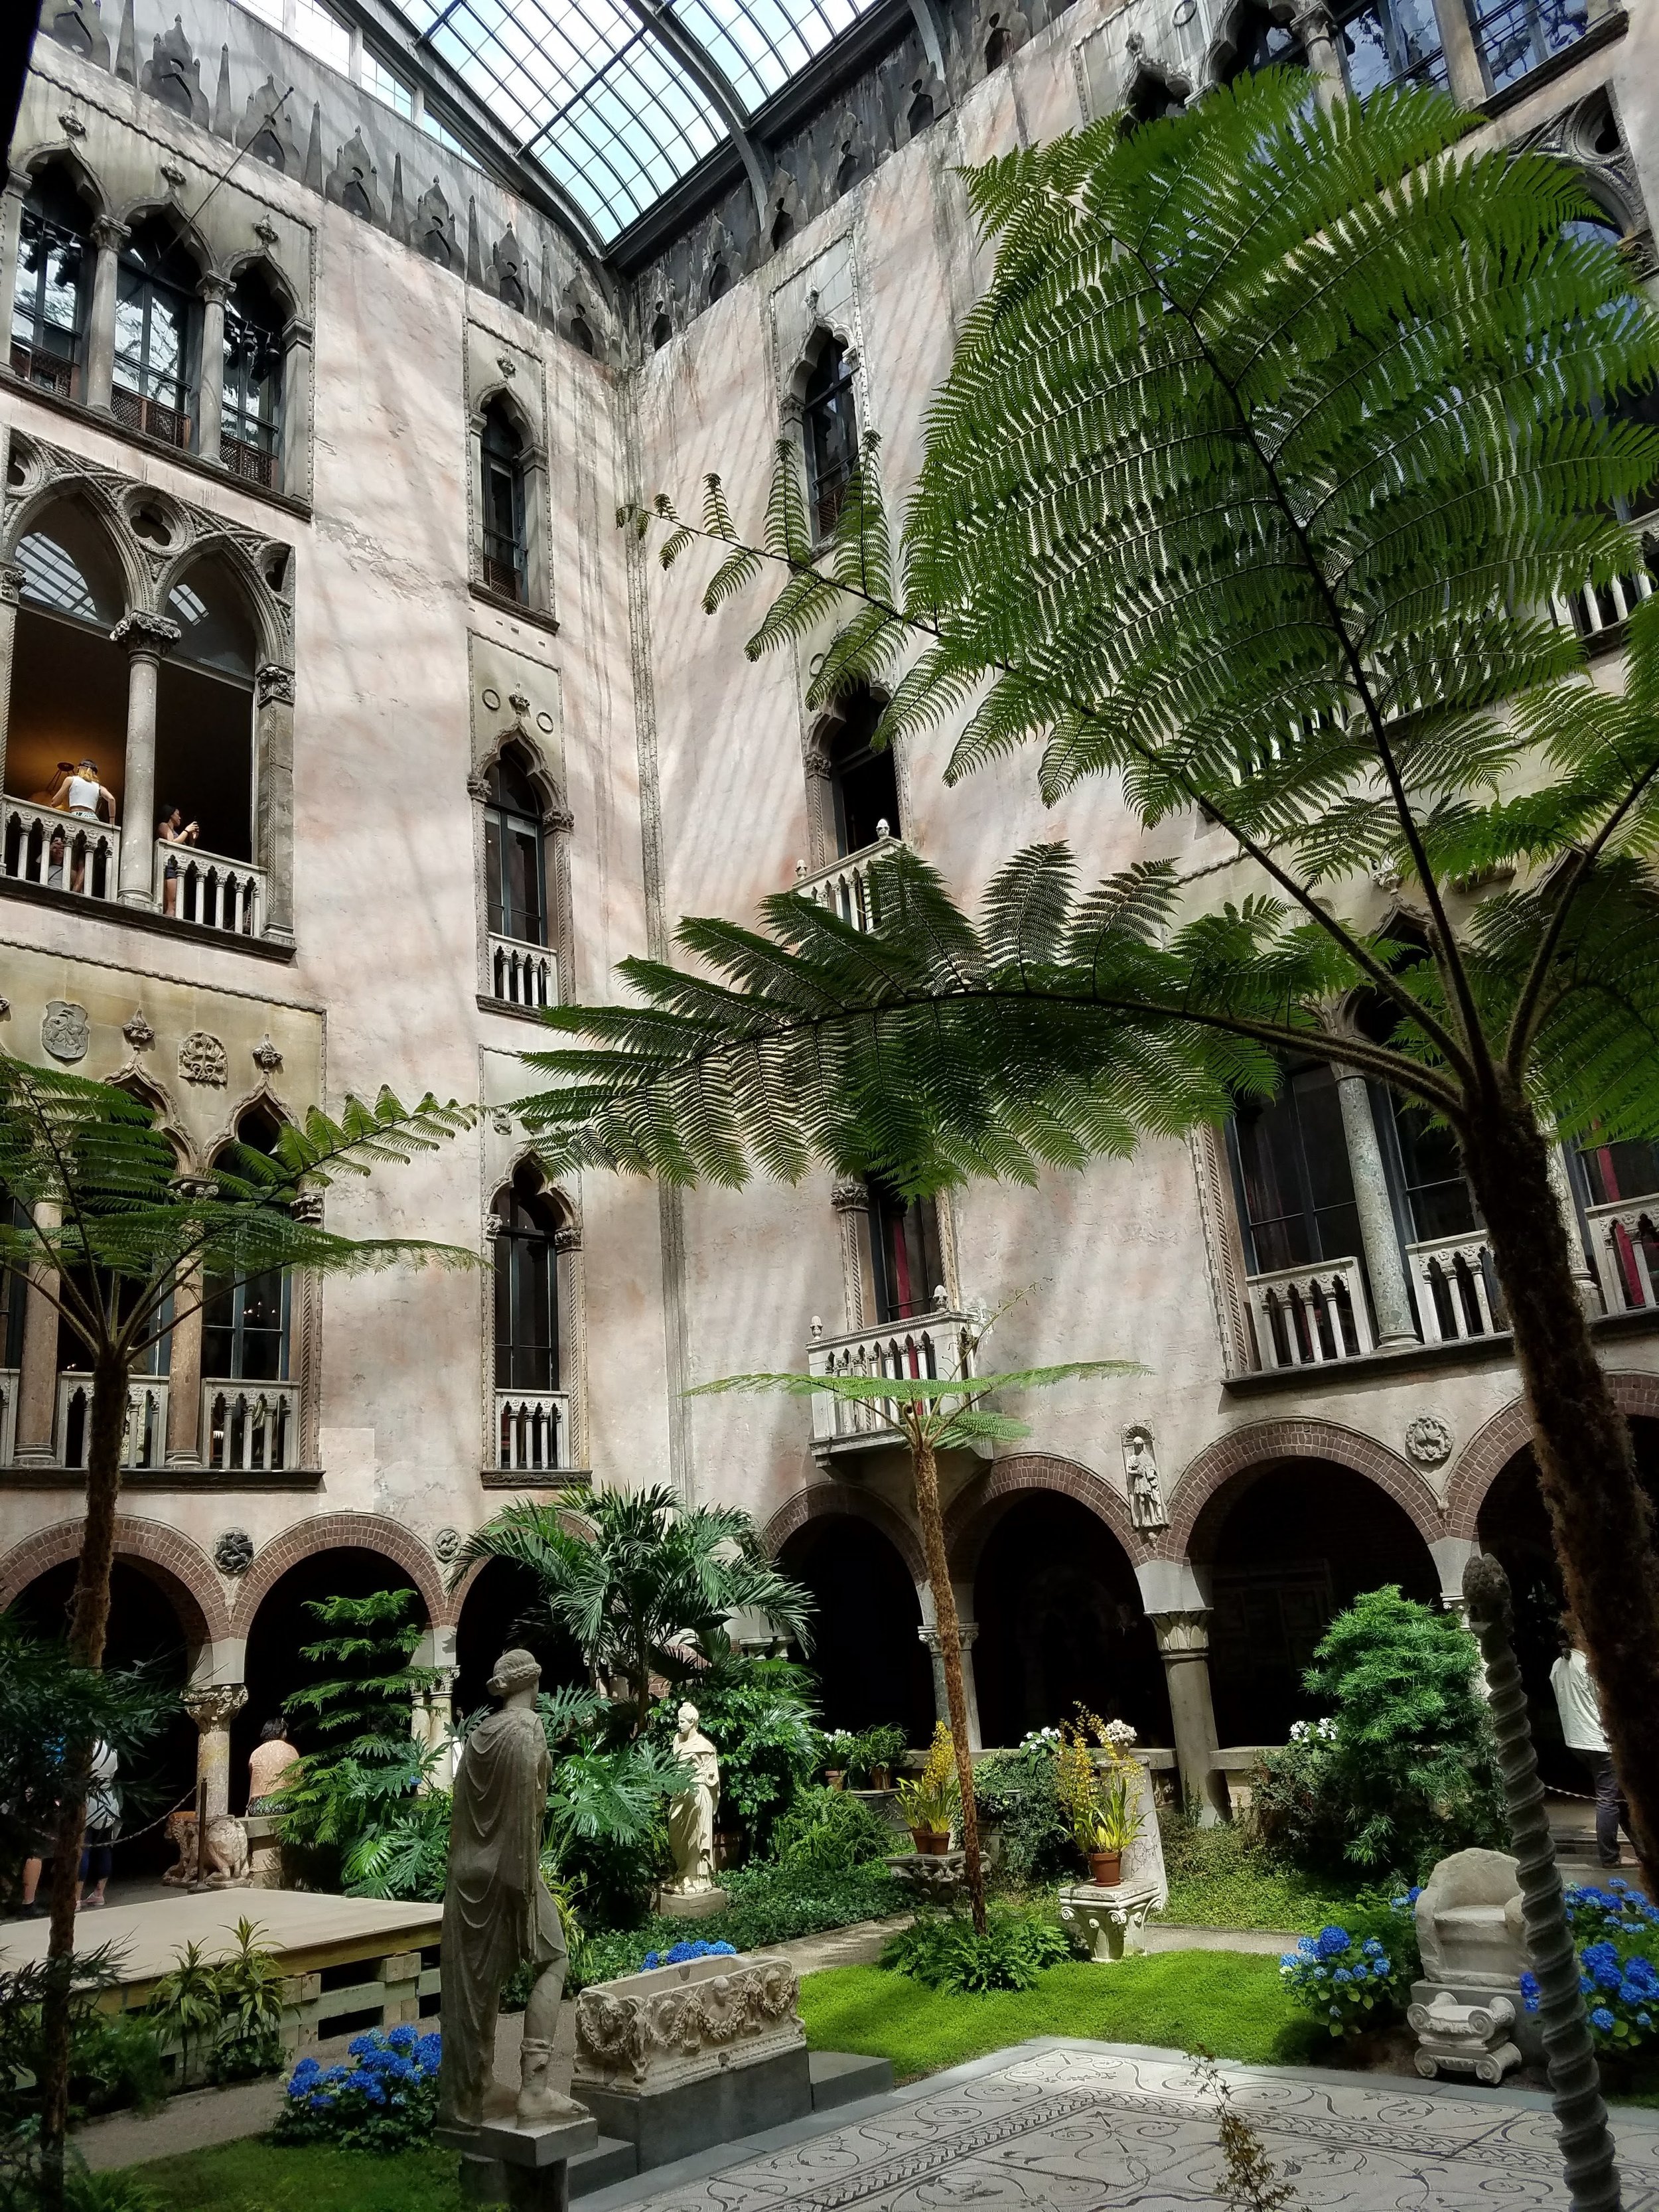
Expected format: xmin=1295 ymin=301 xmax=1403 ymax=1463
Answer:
xmin=0 ymin=1951 xmax=122 ymax=2135
xmin=1054 ymin=1710 xmax=1145 ymax=1861
xmin=1278 ymin=1923 xmax=1407 ymax=2039
xmin=972 ymin=1742 xmax=1074 ymax=1885
xmin=567 ymin=1862 xmax=902 ymax=1992
xmin=202 ymin=1921 xmax=285 ymax=2085
xmin=274 ymin=2026 xmax=442 ymax=2153
xmin=893 ymin=1722 xmax=962 ymax=1842
xmin=1192 ymin=2053 xmax=1303 ymax=2211
xmin=882 ymin=1905 xmax=1070 ymax=1994
xmin=1258 ymin=1589 xmax=1503 ymax=1879
xmin=144 ymin=1944 xmax=222 ymax=2089
xmin=820 ymin=1730 xmax=858 ymax=1777
xmin=845 ymin=1725 xmax=908 ymax=1785
xmin=771 ymin=1785 xmax=891 ymax=1875
xmin=1523 ymin=1879 xmax=1659 ymax=2054
xmin=648 ymin=1653 xmax=820 ymax=1853
xmin=285 ymin=1590 xmax=443 ymax=1754
xmin=454 ymin=1487 xmax=812 ymax=1736
xmin=342 ymin=1789 xmax=453 ymax=1904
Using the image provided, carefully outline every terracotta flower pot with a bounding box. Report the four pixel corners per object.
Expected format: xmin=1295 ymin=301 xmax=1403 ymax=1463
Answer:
xmin=825 ymin=1770 xmax=845 ymax=1790
xmin=1088 ymin=1849 xmax=1123 ymax=1887
xmin=870 ymin=1765 xmax=891 ymax=1790
xmin=911 ymin=1826 xmax=951 ymax=1856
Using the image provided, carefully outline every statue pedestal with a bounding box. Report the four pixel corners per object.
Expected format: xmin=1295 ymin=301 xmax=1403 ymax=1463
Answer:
xmin=656 ymin=1885 xmax=729 ymax=1919
xmin=439 ymin=2112 xmax=597 ymax=2211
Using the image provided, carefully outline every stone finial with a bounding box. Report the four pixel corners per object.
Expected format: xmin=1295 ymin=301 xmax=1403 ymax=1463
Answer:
xmin=932 ymin=1282 xmax=949 ymax=1311
xmin=254 ymin=218 xmax=279 ymax=248
xmin=123 ymin=1009 xmax=155 ymax=1051
xmin=59 ymin=110 xmax=87 ymax=137
xmin=252 ymin=1036 xmax=283 ymax=1073
xmin=160 ymin=160 xmax=186 ymax=189
xmin=809 ymin=1315 xmax=824 ymax=1342
xmin=876 ymin=817 xmax=891 ymax=838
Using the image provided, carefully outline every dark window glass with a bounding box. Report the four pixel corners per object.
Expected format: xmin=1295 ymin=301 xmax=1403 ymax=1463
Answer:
xmin=112 ymin=220 xmax=200 ymax=448
xmin=803 ymin=337 xmax=857 ymax=542
xmin=480 ymin=402 xmax=526 ymax=602
xmin=1579 ymin=1138 xmax=1659 ymax=1207
xmin=11 ymin=173 xmax=88 ymax=398
xmin=1336 ymin=0 xmax=1445 ymax=91
xmin=203 ymin=1108 xmax=290 ymax=1380
xmin=828 ymin=690 xmax=899 ymax=855
xmin=869 ymin=1179 xmax=943 ymax=1323
xmin=495 ymin=1175 xmax=559 ymax=1390
xmin=1231 ymin=1063 xmax=1362 ymax=1274
xmin=1391 ymin=1100 xmax=1479 ymax=1243
xmin=222 ymin=278 xmax=283 ymax=486
xmin=484 ymin=749 xmax=547 ymax=946
xmin=1475 ymin=0 xmax=1592 ymax=95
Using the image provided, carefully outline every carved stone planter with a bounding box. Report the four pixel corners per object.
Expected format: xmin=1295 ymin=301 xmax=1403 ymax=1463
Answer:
xmin=1058 ymin=1878 xmax=1163 ymax=1962
xmin=884 ymin=1848 xmax=967 ymax=1902
xmin=573 ymin=1954 xmax=809 ymax=2169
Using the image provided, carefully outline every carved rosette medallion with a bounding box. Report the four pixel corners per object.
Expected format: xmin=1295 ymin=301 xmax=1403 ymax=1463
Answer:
xmin=214 ymin=1529 xmax=255 ymax=1577
xmin=179 ymin=1031 xmax=228 ymax=1085
xmin=432 ymin=1526 xmax=463 ymax=1565
xmin=1404 ymin=1414 xmax=1454 ymax=1467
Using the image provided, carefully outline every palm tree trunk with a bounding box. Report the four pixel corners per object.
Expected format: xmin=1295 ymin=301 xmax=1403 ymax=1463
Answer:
xmin=908 ymin=1430 xmax=987 ymax=1935
xmin=36 ymin=1353 xmax=129 ymax=2211
xmin=1462 ymin=1084 xmax=1659 ymax=1890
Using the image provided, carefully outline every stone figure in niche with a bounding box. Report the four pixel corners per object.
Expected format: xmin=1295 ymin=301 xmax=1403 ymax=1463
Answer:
xmin=664 ymin=1702 xmax=721 ymax=1895
xmin=1123 ymin=1425 xmax=1168 ymax=1532
xmin=439 ymin=1649 xmax=580 ymax=2132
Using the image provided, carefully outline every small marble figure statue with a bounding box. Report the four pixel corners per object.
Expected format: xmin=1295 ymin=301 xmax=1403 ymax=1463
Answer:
xmin=1123 ymin=1426 xmax=1168 ymax=1533
xmin=664 ymin=1703 xmax=720 ymax=1895
xmin=439 ymin=1649 xmax=583 ymax=2132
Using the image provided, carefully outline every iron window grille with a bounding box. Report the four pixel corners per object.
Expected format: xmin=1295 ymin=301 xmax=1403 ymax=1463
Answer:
xmin=222 ymin=299 xmax=283 ymax=487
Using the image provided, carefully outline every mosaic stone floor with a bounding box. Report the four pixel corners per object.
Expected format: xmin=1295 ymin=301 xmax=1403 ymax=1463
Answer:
xmin=609 ymin=2041 xmax=1659 ymax=2211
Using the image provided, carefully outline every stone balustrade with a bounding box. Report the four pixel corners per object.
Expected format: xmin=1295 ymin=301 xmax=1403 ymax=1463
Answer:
xmin=1585 ymin=1196 xmax=1659 ymax=1315
xmin=488 ymin=932 xmax=557 ymax=1009
xmin=1244 ymin=1256 xmax=1374 ymax=1369
xmin=204 ymin=1380 xmax=299 ymax=1473
xmin=1407 ymin=1230 xmax=1506 ymax=1343
xmin=2 ymin=797 xmax=120 ymax=901
xmin=494 ymin=1387 xmax=571 ymax=1474
xmin=806 ymin=1307 xmax=977 ymax=1445
xmin=153 ymin=841 xmax=265 ymax=934
xmin=792 ymin=832 xmax=902 ymax=933
xmin=56 ymin=1372 xmax=169 ymax=1470
xmin=1553 ymin=567 xmax=1654 ymax=646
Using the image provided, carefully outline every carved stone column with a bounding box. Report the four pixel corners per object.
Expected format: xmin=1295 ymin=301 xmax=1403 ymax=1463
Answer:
xmin=85 ymin=216 xmax=127 ymax=413
xmin=167 ymin=1254 xmax=204 ymax=1466
xmin=196 ymin=275 xmax=230 ymax=465
xmin=13 ymin=1199 xmax=60 ymax=1467
xmin=1149 ymin=1609 xmax=1225 ymax=1825
xmin=1 ymin=171 xmax=29 ymax=355
xmin=1546 ymin=1141 xmax=1599 ymax=1313
xmin=255 ymin=663 xmax=296 ymax=942
xmin=803 ymin=749 xmax=835 ymax=872
xmin=918 ymin=1597 xmax=982 ymax=1748
xmin=1428 ymin=0 xmax=1486 ymax=103
xmin=279 ymin=319 xmax=313 ymax=502
xmin=111 ymin=612 xmax=180 ymax=905
xmin=1336 ymin=1071 xmax=1417 ymax=1349
xmin=1293 ymin=1 xmax=1344 ymax=105
xmin=0 ymin=557 xmax=27 ymax=798
xmin=830 ymin=1176 xmax=869 ymax=1333
xmin=182 ymin=1681 xmax=248 ymax=1820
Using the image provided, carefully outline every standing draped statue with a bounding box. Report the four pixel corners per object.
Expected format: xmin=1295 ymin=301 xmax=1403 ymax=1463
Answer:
xmin=663 ymin=1702 xmax=721 ymax=1896
xmin=439 ymin=1649 xmax=585 ymax=2131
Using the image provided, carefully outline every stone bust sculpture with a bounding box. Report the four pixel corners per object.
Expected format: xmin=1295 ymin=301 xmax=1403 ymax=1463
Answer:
xmin=664 ymin=1702 xmax=721 ymax=1896
xmin=439 ymin=1648 xmax=584 ymax=2132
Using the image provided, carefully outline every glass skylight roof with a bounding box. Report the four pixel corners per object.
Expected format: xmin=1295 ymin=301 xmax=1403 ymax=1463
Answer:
xmin=397 ymin=0 xmax=887 ymax=242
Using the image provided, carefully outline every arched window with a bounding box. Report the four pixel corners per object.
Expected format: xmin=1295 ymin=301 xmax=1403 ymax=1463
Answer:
xmin=802 ymin=336 xmax=857 ymax=542
xmin=484 ymin=746 xmax=548 ymax=950
xmin=867 ymin=1177 xmax=944 ymax=1323
xmin=826 ymin=687 xmax=899 ymax=856
xmin=204 ymin=1105 xmax=291 ymax=1386
xmin=480 ymin=399 xmax=527 ymax=602
xmin=158 ymin=561 xmax=257 ymax=898
xmin=11 ymin=167 xmax=90 ymax=398
xmin=113 ymin=217 xmax=202 ymax=448
xmin=494 ymin=1166 xmax=561 ymax=1392
xmin=221 ymin=269 xmax=285 ymax=488
xmin=1227 ymin=1061 xmax=1361 ymax=1276
xmin=707 ymin=261 xmax=730 ymax=304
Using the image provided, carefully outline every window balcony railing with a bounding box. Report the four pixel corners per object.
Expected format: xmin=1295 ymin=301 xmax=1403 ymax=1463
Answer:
xmin=1584 ymin=1197 xmax=1659 ymax=1315
xmin=494 ymin=1388 xmax=571 ymax=1475
xmin=3 ymin=798 xmax=119 ymax=901
xmin=153 ymin=843 xmax=265 ymax=935
xmin=222 ymin=433 xmax=276 ymax=489
xmin=489 ymin=933 xmax=557 ymax=1010
xmin=204 ymin=1381 xmax=298 ymax=1473
xmin=111 ymin=383 xmax=190 ymax=450
xmin=1554 ymin=568 xmax=1654 ymax=644
xmin=794 ymin=833 xmax=903 ymax=934
xmin=1244 ymin=1257 xmax=1374 ymax=1370
xmin=9 ymin=340 xmax=76 ymax=398
xmin=1469 ymin=0 xmax=1598 ymax=91
xmin=806 ymin=1306 xmax=978 ymax=1447
xmin=1406 ymin=1230 xmax=1507 ymax=1343
xmin=56 ymin=1373 xmax=169 ymax=1470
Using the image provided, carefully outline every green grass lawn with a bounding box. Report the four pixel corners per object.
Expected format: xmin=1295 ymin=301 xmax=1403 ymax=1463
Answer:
xmin=798 ymin=1949 xmax=1322 ymax=2083
xmin=112 ymin=2140 xmax=462 ymax=2211
xmin=1157 ymin=1818 xmax=1368 ymax=1933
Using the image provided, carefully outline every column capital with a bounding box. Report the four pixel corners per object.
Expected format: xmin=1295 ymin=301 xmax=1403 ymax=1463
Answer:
xmin=918 ymin=1621 xmax=979 ymax=1652
xmin=111 ymin=610 xmax=181 ymax=660
xmin=182 ymin=1682 xmax=248 ymax=1731
xmin=0 ymin=561 xmax=26 ymax=606
xmin=198 ymin=273 xmax=233 ymax=307
xmin=90 ymin=214 xmax=129 ymax=252
xmin=6 ymin=167 xmax=32 ymax=202
xmin=1149 ymin=1608 xmax=1210 ymax=1657
xmin=256 ymin=662 xmax=296 ymax=706
xmin=830 ymin=1176 xmax=869 ymax=1214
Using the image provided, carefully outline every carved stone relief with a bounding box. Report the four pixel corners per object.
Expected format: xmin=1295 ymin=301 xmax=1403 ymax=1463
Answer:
xmin=179 ymin=1031 xmax=229 ymax=1086
xmin=42 ymin=1001 xmax=90 ymax=1063
xmin=214 ymin=1529 xmax=255 ymax=1576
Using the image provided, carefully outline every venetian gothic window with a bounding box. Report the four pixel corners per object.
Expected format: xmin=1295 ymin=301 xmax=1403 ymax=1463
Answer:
xmin=1218 ymin=0 xmax=1307 ymax=77
xmin=159 ymin=559 xmax=257 ymax=868
xmin=1227 ymin=1061 xmax=1362 ymax=1276
xmin=113 ymin=217 xmax=202 ymax=449
xmin=802 ymin=334 xmax=857 ymax=542
xmin=220 ymin=269 xmax=285 ymax=488
xmin=480 ymin=400 xmax=528 ymax=602
xmin=204 ymin=1104 xmax=291 ymax=1385
xmin=494 ymin=1166 xmax=562 ymax=1392
xmin=826 ymin=687 xmax=899 ymax=857
xmin=484 ymin=746 xmax=547 ymax=948
xmin=866 ymin=1178 xmax=945 ymax=1324
xmin=11 ymin=167 xmax=90 ymax=398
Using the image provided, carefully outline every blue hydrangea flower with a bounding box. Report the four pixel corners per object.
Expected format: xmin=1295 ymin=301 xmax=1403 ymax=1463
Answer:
xmin=1362 ymin=1938 xmax=1384 ymax=1957
xmin=1591 ymin=2007 xmax=1616 ymax=2033
xmin=1520 ymin=1971 xmax=1541 ymax=2014
xmin=1333 ymin=1968 xmax=1353 ymax=1985
xmin=1316 ymin=1927 xmax=1351 ymax=1960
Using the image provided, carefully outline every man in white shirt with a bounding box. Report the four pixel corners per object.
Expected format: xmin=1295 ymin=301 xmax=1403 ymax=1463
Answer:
xmin=1550 ymin=1619 xmax=1629 ymax=1869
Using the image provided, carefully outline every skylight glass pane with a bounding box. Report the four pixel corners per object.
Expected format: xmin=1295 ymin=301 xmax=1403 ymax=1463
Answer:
xmin=672 ymin=0 xmax=876 ymax=106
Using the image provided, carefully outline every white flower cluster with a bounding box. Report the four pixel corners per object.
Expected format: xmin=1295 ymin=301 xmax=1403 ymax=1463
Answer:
xmin=1287 ymin=1717 xmax=1338 ymax=1744
xmin=1103 ymin=1720 xmax=1139 ymax=1749
xmin=1018 ymin=1726 xmax=1063 ymax=1751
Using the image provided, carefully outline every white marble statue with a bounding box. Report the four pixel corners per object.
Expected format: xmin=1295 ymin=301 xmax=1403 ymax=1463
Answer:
xmin=664 ymin=1702 xmax=720 ymax=1895
xmin=1123 ymin=1426 xmax=1168 ymax=1532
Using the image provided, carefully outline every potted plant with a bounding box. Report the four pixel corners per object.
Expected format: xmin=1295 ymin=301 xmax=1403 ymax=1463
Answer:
xmin=859 ymin=1724 xmax=908 ymax=1791
xmin=894 ymin=1721 xmax=962 ymax=1854
xmin=822 ymin=1729 xmax=857 ymax=1789
xmin=1056 ymin=1712 xmax=1144 ymax=1887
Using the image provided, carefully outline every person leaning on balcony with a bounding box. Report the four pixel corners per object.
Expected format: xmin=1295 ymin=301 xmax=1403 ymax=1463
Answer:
xmin=38 ymin=760 xmax=116 ymax=893
xmin=157 ymin=804 xmax=199 ymax=915
xmin=1551 ymin=1614 xmax=1632 ymax=1869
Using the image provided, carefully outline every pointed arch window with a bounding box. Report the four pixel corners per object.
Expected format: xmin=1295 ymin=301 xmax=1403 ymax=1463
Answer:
xmin=867 ymin=1177 xmax=944 ymax=1324
xmin=484 ymin=747 xmax=548 ymax=951
xmin=1227 ymin=1061 xmax=1362 ymax=1276
xmin=480 ymin=400 xmax=527 ymax=602
xmin=11 ymin=169 xmax=90 ymax=398
xmin=221 ymin=270 xmax=285 ymax=488
xmin=113 ymin=218 xmax=201 ymax=449
xmin=494 ymin=1167 xmax=561 ymax=1392
xmin=204 ymin=1106 xmax=291 ymax=1385
xmin=828 ymin=687 xmax=899 ymax=856
xmin=802 ymin=336 xmax=857 ymax=542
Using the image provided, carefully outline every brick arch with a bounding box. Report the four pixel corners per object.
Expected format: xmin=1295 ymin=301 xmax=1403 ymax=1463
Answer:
xmin=761 ymin=1482 xmax=926 ymax=1588
xmin=0 ymin=1516 xmax=229 ymax=1645
xmin=1443 ymin=1373 xmax=1659 ymax=1540
xmin=230 ymin=1513 xmax=449 ymax=1639
xmin=944 ymin=1453 xmax=1151 ymax=1582
xmin=1157 ymin=1418 xmax=1443 ymax=1561
xmin=446 ymin=1504 xmax=598 ymax=1617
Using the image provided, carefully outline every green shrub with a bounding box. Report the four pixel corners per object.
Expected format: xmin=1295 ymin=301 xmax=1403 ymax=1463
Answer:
xmin=1254 ymin=1589 xmax=1504 ymax=1879
xmin=648 ymin=1657 xmax=820 ymax=1856
xmin=147 ymin=1922 xmax=285 ymax=2089
xmin=1277 ymin=1891 xmax=1420 ymax=2037
xmin=883 ymin=1906 xmax=1070 ymax=1994
xmin=844 ymin=1726 xmax=908 ymax=1785
xmin=772 ymin=1786 xmax=891 ymax=1874
xmin=972 ymin=1739 xmax=1074 ymax=1885
xmin=70 ymin=2014 xmax=168 ymax=2116
xmin=568 ymin=1861 xmax=903 ymax=1991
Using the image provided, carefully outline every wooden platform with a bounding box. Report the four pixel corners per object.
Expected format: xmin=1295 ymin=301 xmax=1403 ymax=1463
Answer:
xmin=0 ymin=1889 xmax=443 ymax=2059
